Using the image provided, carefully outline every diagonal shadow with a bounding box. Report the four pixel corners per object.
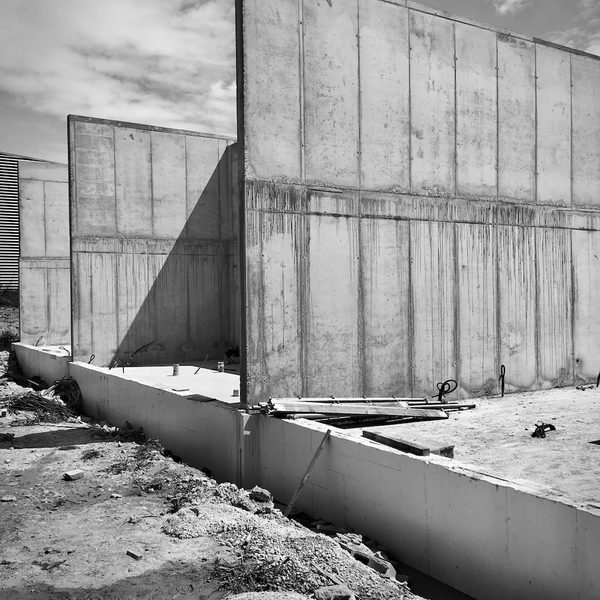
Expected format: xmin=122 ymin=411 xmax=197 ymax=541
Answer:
xmin=103 ymin=143 xmax=240 ymax=368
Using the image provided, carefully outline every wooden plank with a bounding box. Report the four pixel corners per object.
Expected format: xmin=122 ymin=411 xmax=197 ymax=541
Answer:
xmin=269 ymin=401 xmax=448 ymax=419
xmin=272 ymin=397 xmax=421 ymax=404
xmin=363 ymin=430 xmax=454 ymax=458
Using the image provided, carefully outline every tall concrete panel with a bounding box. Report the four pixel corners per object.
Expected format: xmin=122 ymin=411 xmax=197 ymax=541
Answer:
xmin=456 ymin=223 xmax=497 ymax=397
xmin=455 ymin=23 xmax=497 ymax=198
xmin=306 ymin=210 xmax=361 ymax=396
xmin=241 ymin=0 xmax=301 ymax=181
xmin=497 ymin=35 xmax=535 ymax=202
xmin=498 ymin=226 xmax=537 ymax=391
xmin=303 ymin=0 xmax=359 ymax=187
xmin=411 ymin=220 xmax=456 ymax=396
xmin=19 ymin=161 xmax=70 ymax=345
xmin=238 ymin=0 xmax=600 ymax=414
xmin=361 ymin=218 xmax=410 ymax=397
xmin=359 ymin=0 xmax=410 ymax=191
xmin=536 ymin=228 xmax=573 ymax=387
xmin=536 ymin=44 xmax=572 ymax=206
xmin=572 ymin=54 xmax=600 ymax=209
xmin=409 ymin=10 xmax=455 ymax=196
xmin=572 ymin=230 xmax=600 ymax=381
xmin=69 ymin=116 xmax=238 ymax=366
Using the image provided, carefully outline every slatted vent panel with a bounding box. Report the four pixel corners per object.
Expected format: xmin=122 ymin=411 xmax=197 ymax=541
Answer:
xmin=0 ymin=153 xmax=19 ymax=290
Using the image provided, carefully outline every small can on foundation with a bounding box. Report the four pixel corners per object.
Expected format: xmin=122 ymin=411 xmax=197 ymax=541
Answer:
xmin=217 ymin=361 xmax=225 ymax=372
xmin=232 ymin=389 xmax=239 ymax=397
xmin=173 ymin=364 xmax=179 ymax=376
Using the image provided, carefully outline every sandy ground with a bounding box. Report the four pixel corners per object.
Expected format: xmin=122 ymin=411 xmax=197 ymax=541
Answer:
xmin=356 ymin=387 xmax=600 ymax=507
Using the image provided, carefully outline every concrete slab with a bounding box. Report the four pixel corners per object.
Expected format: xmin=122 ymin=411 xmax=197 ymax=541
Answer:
xmin=12 ymin=343 xmax=71 ymax=385
xmin=99 ymin=363 xmax=241 ymax=404
xmin=347 ymin=386 xmax=600 ymax=506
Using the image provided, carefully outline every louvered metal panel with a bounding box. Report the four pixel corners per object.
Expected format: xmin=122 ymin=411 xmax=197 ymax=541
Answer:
xmin=0 ymin=153 xmax=19 ymax=290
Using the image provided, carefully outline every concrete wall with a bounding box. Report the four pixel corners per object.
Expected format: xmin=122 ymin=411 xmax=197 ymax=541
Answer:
xmin=69 ymin=116 xmax=240 ymax=366
xmin=238 ymin=0 xmax=600 ymax=401
xmin=12 ymin=342 xmax=70 ymax=385
xmin=257 ymin=417 xmax=600 ymax=600
xmin=68 ymin=362 xmax=258 ymax=487
xmin=59 ymin=355 xmax=600 ymax=600
xmin=19 ymin=161 xmax=70 ymax=345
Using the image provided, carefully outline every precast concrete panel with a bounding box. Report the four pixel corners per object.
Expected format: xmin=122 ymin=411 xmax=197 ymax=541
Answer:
xmin=242 ymin=0 xmax=301 ymax=181
xmin=258 ymin=212 xmax=303 ymax=398
xmin=497 ymin=35 xmax=535 ymax=203
xmin=19 ymin=161 xmax=70 ymax=345
xmin=20 ymin=269 xmax=47 ymax=341
xmin=497 ymin=226 xmax=537 ymax=390
xmin=361 ymin=218 xmax=410 ymax=397
xmin=44 ymin=182 xmax=69 ymax=257
xmin=47 ymin=267 xmax=71 ymax=343
xmin=572 ymin=54 xmax=600 ymax=209
xmin=536 ymin=44 xmax=572 ymax=206
xmin=19 ymin=180 xmax=45 ymax=257
xmin=69 ymin=116 xmax=238 ymax=366
xmin=535 ymin=228 xmax=572 ymax=387
xmin=303 ymin=0 xmax=359 ymax=187
xmin=151 ymin=132 xmax=187 ymax=238
xmin=456 ymin=223 xmax=497 ymax=397
xmin=572 ymin=230 xmax=600 ymax=381
xmin=410 ymin=220 xmax=456 ymax=397
xmin=71 ymin=121 xmax=116 ymax=236
xmin=359 ymin=0 xmax=410 ymax=191
xmin=185 ymin=135 xmax=221 ymax=239
xmin=409 ymin=10 xmax=455 ymax=196
xmin=455 ymin=23 xmax=497 ymax=198
xmin=306 ymin=211 xmax=361 ymax=396
xmin=114 ymin=128 xmax=152 ymax=236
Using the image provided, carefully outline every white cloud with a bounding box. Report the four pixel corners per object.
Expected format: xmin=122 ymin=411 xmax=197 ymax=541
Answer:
xmin=0 ymin=0 xmax=237 ymax=137
xmin=548 ymin=0 xmax=600 ymax=56
xmin=493 ymin=0 xmax=530 ymax=16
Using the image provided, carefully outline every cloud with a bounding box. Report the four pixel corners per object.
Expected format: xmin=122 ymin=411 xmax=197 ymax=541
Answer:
xmin=0 ymin=0 xmax=237 ymax=137
xmin=548 ymin=0 xmax=600 ymax=56
xmin=492 ymin=0 xmax=530 ymax=16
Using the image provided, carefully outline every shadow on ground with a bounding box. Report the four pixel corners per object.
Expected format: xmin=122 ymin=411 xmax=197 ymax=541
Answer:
xmin=3 ymin=427 xmax=115 ymax=450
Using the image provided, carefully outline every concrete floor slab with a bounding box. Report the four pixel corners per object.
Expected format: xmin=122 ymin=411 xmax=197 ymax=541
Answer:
xmin=351 ymin=386 xmax=600 ymax=506
xmin=101 ymin=362 xmax=241 ymax=404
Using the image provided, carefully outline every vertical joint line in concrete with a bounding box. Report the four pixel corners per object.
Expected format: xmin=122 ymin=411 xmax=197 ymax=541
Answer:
xmin=407 ymin=9 xmax=412 ymax=194
xmin=407 ymin=222 xmax=414 ymax=397
xmin=452 ymin=223 xmax=460 ymax=391
xmin=42 ymin=181 xmax=48 ymax=258
xmin=534 ymin=43 xmax=538 ymax=205
xmin=453 ymin=21 xmax=458 ymax=198
xmin=149 ymin=132 xmax=155 ymax=238
xmin=569 ymin=230 xmax=576 ymax=381
xmin=533 ymin=229 xmax=540 ymax=385
xmin=356 ymin=0 xmax=362 ymax=192
xmin=495 ymin=33 xmax=500 ymax=200
xmin=569 ymin=53 xmax=574 ymax=209
xmin=495 ymin=225 xmax=501 ymax=383
xmin=298 ymin=0 xmax=306 ymax=182
xmin=357 ymin=218 xmax=366 ymax=396
xmin=112 ymin=127 xmax=118 ymax=235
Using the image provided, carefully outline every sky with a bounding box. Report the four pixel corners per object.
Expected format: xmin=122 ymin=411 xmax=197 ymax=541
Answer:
xmin=0 ymin=0 xmax=598 ymax=164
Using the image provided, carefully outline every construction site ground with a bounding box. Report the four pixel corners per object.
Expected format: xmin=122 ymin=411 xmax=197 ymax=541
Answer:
xmin=354 ymin=387 xmax=600 ymax=508
xmin=0 ymin=343 xmax=478 ymax=600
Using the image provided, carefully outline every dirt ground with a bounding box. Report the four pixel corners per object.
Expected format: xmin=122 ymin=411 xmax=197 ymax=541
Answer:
xmin=357 ymin=386 xmax=600 ymax=507
xmin=0 ymin=303 xmax=19 ymax=348
xmin=0 ymin=349 xmax=436 ymax=600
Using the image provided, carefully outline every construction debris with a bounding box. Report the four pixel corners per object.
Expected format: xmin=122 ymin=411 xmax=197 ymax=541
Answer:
xmin=63 ymin=469 xmax=84 ymax=481
xmin=362 ymin=430 xmax=455 ymax=458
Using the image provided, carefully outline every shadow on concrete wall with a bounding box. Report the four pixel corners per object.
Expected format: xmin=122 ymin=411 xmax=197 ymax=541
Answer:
xmin=107 ymin=144 xmax=239 ymax=368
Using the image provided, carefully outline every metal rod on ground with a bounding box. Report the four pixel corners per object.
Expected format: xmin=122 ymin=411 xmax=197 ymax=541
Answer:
xmin=284 ymin=429 xmax=331 ymax=518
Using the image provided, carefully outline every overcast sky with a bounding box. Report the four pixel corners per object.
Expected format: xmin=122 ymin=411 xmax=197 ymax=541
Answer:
xmin=0 ymin=0 xmax=598 ymax=163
